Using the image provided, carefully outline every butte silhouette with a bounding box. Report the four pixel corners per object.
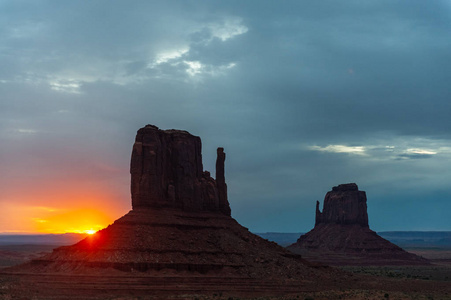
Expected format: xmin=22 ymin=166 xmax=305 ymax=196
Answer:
xmin=8 ymin=125 xmax=341 ymax=296
xmin=287 ymin=183 xmax=429 ymax=266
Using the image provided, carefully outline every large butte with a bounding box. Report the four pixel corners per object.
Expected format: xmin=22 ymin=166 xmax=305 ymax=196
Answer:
xmin=6 ymin=125 xmax=343 ymax=297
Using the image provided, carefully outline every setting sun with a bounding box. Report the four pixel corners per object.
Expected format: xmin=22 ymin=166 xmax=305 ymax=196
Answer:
xmin=29 ymin=208 xmax=111 ymax=234
xmin=1 ymin=192 xmax=122 ymax=234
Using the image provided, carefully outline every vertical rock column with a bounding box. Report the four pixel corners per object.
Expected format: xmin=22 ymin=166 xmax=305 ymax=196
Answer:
xmin=216 ymin=147 xmax=231 ymax=216
xmin=315 ymin=201 xmax=322 ymax=226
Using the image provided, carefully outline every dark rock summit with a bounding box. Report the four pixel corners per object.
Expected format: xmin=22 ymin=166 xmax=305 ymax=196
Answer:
xmin=130 ymin=125 xmax=230 ymax=214
xmin=288 ymin=183 xmax=429 ymax=266
xmin=315 ymin=183 xmax=368 ymax=227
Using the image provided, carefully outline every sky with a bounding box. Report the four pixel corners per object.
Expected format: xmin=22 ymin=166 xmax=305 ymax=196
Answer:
xmin=1 ymin=0 xmax=451 ymax=234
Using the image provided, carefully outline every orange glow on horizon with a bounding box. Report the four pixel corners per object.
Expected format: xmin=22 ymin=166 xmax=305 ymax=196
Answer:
xmin=1 ymin=201 xmax=119 ymax=234
xmin=33 ymin=208 xmax=112 ymax=234
xmin=0 ymin=166 xmax=130 ymax=235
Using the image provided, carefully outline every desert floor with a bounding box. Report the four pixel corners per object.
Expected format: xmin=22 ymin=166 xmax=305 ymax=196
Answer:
xmin=1 ymin=245 xmax=450 ymax=299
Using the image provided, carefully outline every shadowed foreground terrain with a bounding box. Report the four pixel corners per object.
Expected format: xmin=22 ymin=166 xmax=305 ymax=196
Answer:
xmin=1 ymin=240 xmax=451 ymax=299
xmin=1 ymin=235 xmax=451 ymax=298
xmin=1 ymin=270 xmax=451 ymax=299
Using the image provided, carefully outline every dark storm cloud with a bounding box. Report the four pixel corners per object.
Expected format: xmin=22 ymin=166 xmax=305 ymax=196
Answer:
xmin=1 ymin=0 xmax=451 ymax=232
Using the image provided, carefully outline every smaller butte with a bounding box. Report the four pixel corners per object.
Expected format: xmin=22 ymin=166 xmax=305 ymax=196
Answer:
xmin=287 ymin=183 xmax=429 ymax=266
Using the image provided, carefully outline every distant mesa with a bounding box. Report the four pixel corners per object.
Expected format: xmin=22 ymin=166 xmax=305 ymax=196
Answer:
xmin=287 ymin=183 xmax=429 ymax=266
xmin=6 ymin=124 xmax=339 ymax=295
xmin=315 ymin=183 xmax=368 ymax=227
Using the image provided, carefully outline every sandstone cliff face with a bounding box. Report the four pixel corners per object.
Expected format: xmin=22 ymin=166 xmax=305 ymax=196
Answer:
xmin=130 ymin=125 xmax=230 ymax=215
xmin=288 ymin=183 xmax=429 ymax=266
xmin=315 ymin=183 xmax=368 ymax=227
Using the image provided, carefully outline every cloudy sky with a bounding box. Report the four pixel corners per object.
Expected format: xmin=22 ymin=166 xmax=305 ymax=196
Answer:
xmin=1 ymin=0 xmax=451 ymax=234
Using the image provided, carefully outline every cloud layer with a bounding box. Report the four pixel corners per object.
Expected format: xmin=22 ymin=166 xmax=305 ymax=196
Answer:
xmin=1 ymin=0 xmax=451 ymax=233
